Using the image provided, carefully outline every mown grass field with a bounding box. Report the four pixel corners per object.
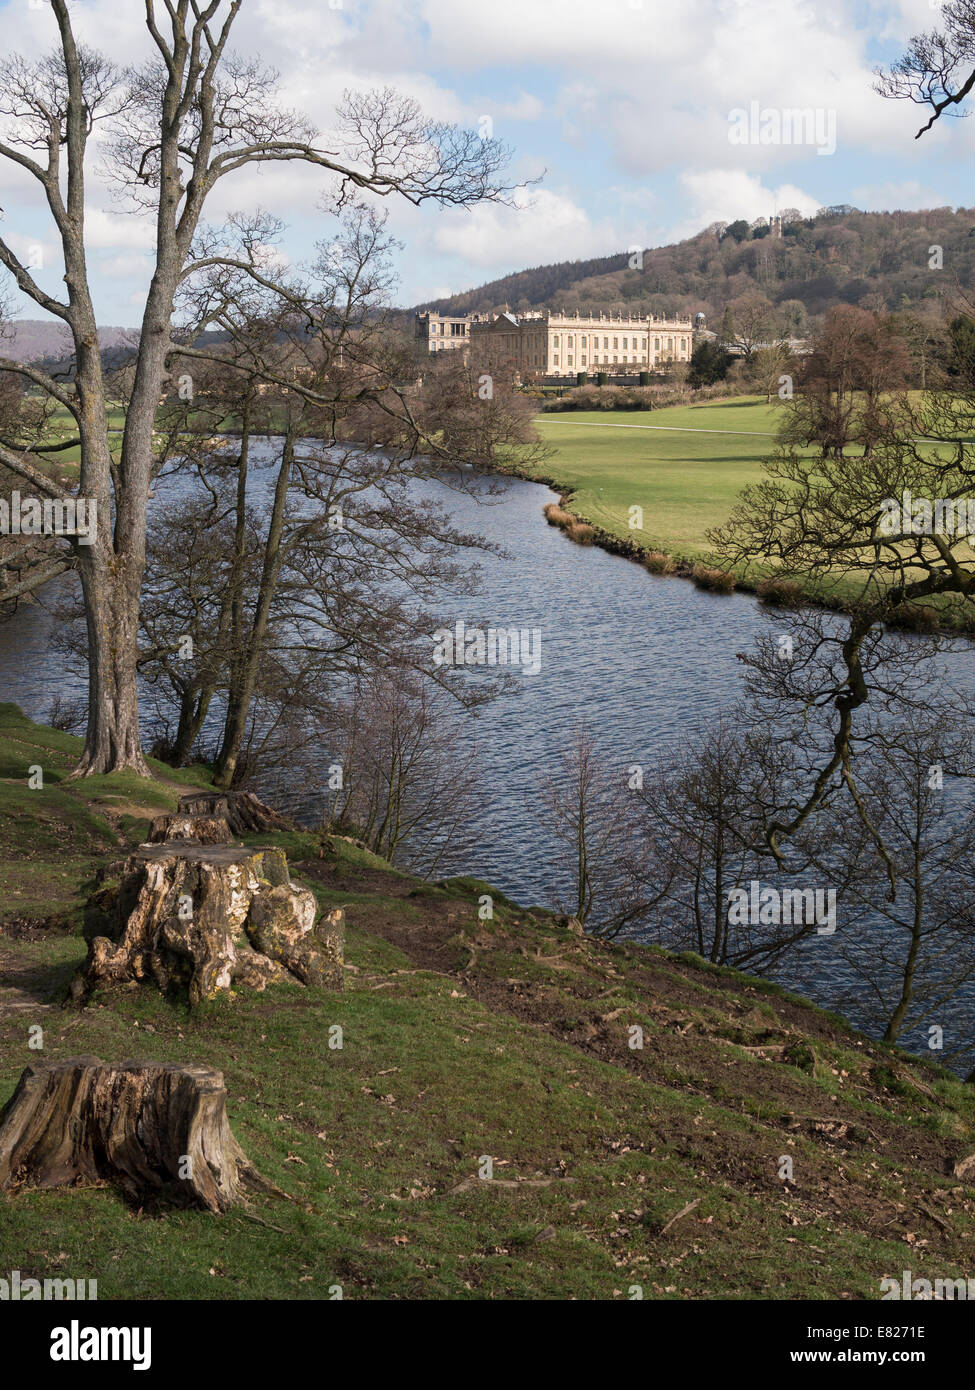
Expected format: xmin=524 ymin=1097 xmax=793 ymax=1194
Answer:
xmin=532 ymin=396 xmax=782 ymax=560
xmin=529 ymin=394 xmax=975 ymax=624
xmin=1 ymin=703 xmax=974 ymax=1300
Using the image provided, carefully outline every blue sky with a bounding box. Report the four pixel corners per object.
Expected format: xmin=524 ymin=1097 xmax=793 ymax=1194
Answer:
xmin=0 ymin=0 xmax=972 ymax=324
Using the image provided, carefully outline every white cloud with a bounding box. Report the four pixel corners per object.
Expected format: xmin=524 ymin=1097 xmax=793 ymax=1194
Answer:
xmin=421 ymin=0 xmax=922 ymax=169
xmin=852 ymin=180 xmax=953 ymax=212
xmin=2 ymin=230 xmax=60 ymax=276
xmin=411 ymin=283 xmax=453 ymax=302
xmin=677 ymin=170 xmax=821 ymax=235
xmin=432 ymin=187 xmax=621 ymax=270
xmin=98 ymin=252 xmax=153 ymax=280
xmin=84 ymin=206 xmax=156 ymax=251
xmin=495 ymin=94 xmax=545 ymax=123
xmin=419 ymin=0 xmax=698 ymax=68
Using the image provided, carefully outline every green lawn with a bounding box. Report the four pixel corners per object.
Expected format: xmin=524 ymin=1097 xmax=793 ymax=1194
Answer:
xmin=531 ymin=396 xmax=782 ymax=560
xmin=529 ymin=395 xmax=975 ymax=626
xmin=29 ymin=401 xmax=235 ymax=474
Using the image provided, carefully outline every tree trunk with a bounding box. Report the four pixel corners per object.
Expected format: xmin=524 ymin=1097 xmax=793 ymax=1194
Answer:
xmin=146 ymin=811 xmax=235 ymax=844
xmin=174 ymin=790 xmax=295 ymax=837
xmin=214 ymin=428 xmax=295 ymax=788
xmin=75 ymin=834 xmax=343 ymax=1006
xmin=70 ymin=507 xmax=151 ymax=780
xmin=171 ymin=684 xmax=216 ymax=766
xmin=0 ymin=1057 xmax=273 ymax=1211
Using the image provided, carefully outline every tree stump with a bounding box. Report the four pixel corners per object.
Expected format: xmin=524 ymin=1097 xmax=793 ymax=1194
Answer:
xmin=75 ymin=842 xmax=344 ymax=1005
xmin=147 ymin=813 xmax=235 ymax=845
xmin=0 ymin=1057 xmax=272 ymax=1211
xmin=176 ymin=790 xmax=295 ymax=837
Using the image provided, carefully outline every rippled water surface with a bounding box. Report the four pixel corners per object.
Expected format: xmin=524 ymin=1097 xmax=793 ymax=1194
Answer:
xmin=408 ymin=471 xmax=766 ymax=900
xmin=3 ymin=462 xmax=974 ymax=1068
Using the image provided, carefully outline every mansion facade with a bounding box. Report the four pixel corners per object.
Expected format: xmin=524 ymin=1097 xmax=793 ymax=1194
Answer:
xmin=415 ymin=311 xmax=471 ymax=352
xmin=416 ymin=308 xmax=695 ymax=376
xmin=457 ymin=310 xmax=694 ymax=375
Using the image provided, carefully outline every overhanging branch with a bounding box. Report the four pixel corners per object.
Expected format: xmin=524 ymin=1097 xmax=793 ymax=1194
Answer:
xmin=0 ymin=559 xmax=72 ymax=602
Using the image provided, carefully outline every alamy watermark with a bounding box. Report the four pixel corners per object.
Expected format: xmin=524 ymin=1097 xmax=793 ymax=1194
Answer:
xmin=727 ymin=101 xmax=836 ymax=156
xmin=879 ymin=490 xmax=975 ymax=541
xmin=432 ymin=621 xmax=542 ymax=675
xmin=1 ymin=1268 xmax=97 ymax=1300
xmin=882 ymin=1270 xmax=974 ymax=1300
xmin=727 ymin=880 xmax=836 ymax=935
xmin=50 ymin=1320 xmax=151 ymax=1371
xmin=0 ymin=492 xmax=97 ymax=545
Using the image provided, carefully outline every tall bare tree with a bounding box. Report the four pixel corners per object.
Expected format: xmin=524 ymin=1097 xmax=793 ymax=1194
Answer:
xmin=818 ymin=709 xmax=975 ymax=1051
xmin=0 ymin=0 xmax=513 ymax=775
xmin=535 ymin=727 xmax=644 ymax=936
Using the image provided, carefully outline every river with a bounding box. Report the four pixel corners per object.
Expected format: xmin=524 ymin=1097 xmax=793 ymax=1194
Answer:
xmin=2 ymin=459 xmax=974 ymax=1069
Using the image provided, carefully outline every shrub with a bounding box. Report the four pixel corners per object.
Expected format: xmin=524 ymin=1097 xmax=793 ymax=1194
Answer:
xmin=784 ymin=1042 xmax=815 ymax=1072
xmin=543 ymin=502 xmax=573 ymax=528
xmin=565 ymin=521 xmax=596 ymax=545
xmin=643 ymin=550 xmax=674 ymax=574
xmin=756 ymin=576 xmax=803 ymax=607
xmin=886 ymin=603 xmax=940 ymax=633
xmin=691 ymin=565 xmax=736 ymax=594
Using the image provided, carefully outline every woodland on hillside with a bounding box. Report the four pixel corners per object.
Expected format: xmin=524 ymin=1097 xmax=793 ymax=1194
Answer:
xmin=421 ymin=206 xmax=975 ymax=329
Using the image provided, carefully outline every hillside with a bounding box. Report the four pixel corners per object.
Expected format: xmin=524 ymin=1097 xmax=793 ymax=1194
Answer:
xmin=416 ymin=250 xmax=632 ymax=317
xmin=419 ymin=207 xmax=975 ymax=327
xmin=0 ymin=322 xmax=233 ymax=369
xmin=1 ymin=320 xmax=137 ymax=364
xmin=1 ymin=701 xmax=973 ymax=1300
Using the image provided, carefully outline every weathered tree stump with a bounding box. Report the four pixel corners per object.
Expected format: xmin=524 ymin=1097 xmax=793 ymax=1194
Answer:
xmin=0 ymin=1057 xmax=272 ymax=1211
xmin=75 ymin=842 xmax=344 ymax=1005
xmin=147 ymin=813 xmax=234 ymax=845
xmin=176 ymin=790 xmax=295 ymax=837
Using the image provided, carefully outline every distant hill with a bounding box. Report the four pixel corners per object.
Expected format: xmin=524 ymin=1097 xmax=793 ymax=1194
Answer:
xmin=0 ymin=320 xmax=137 ymax=364
xmin=0 ymin=322 xmax=236 ymax=373
xmin=415 ymin=251 xmax=632 ymax=317
xmin=416 ymin=207 xmax=975 ymax=326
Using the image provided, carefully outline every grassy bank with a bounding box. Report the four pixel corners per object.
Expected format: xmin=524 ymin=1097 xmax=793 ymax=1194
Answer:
xmin=1 ymin=703 xmax=974 ymax=1300
xmin=533 ymin=396 xmax=780 ymax=560
xmin=527 ymin=395 xmax=975 ymax=629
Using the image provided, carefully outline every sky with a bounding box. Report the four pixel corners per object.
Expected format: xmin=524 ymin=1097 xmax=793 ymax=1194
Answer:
xmin=0 ymin=0 xmax=972 ymax=324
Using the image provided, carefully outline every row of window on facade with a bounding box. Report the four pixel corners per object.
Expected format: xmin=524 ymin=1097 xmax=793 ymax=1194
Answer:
xmin=491 ymin=334 xmax=685 ymax=352
xmin=550 ymin=335 xmax=681 ymax=351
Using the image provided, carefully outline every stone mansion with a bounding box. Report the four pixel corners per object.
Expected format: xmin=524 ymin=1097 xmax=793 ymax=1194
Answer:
xmin=415 ymin=309 xmax=694 ymax=375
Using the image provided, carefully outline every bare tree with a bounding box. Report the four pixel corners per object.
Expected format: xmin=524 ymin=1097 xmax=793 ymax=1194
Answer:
xmin=750 ymin=343 xmax=794 ymax=405
xmin=627 ymin=714 xmax=839 ymax=969
xmin=819 ymin=708 xmax=975 ymax=1052
xmin=122 ymin=204 xmax=535 ymax=785
xmin=877 ymin=2 xmax=975 ymax=137
xmin=0 ymin=1 xmax=514 ymax=776
xmin=535 ymin=727 xmax=644 ymax=936
xmin=150 ymin=199 xmax=547 ymax=788
xmin=712 ymin=354 xmax=975 ymax=871
xmin=778 ymin=306 xmax=912 ymax=459
xmin=318 ymin=668 xmax=480 ymax=876
xmin=724 ymin=293 xmax=779 ymax=361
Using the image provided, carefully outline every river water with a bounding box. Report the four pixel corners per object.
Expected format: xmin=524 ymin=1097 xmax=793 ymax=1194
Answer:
xmin=2 ymin=461 xmax=974 ymax=1069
